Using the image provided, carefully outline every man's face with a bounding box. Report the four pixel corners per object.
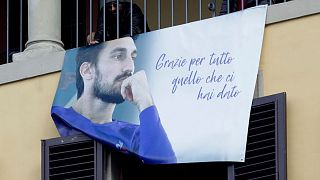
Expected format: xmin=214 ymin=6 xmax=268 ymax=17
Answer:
xmin=106 ymin=1 xmax=125 ymax=16
xmin=93 ymin=37 xmax=137 ymax=104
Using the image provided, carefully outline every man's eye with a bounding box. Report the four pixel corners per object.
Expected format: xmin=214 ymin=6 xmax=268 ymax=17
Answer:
xmin=113 ymin=54 xmax=124 ymax=60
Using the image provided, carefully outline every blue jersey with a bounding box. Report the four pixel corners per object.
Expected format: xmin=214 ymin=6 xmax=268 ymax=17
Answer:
xmin=51 ymin=105 xmax=176 ymax=164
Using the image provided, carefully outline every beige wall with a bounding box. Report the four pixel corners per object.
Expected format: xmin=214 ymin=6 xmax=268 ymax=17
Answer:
xmin=1 ymin=11 xmax=320 ymax=180
xmin=0 ymin=73 xmax=60 ymax=180
xmin=260 ymin=13 xmax=320 ymax=180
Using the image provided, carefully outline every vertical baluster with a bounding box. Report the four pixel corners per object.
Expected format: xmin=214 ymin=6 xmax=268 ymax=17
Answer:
xmin=76 ymin=0 xmax=79 ymax=47
xmin=171 ymin=0 xmax=174 ymax=26
xmin=199 ymin=0 xmax=202 ymax=20
xmin=90 ymin=0 xmax=92 ymax=43
xmin=158 ymin=0 xmax=161 ymax=29
xmin=6 ymin=0 xmax=9 ymax=63
xmin=130 ymin=0 xmax=133 ymax=36
xmin=185 ymin=0 xmax=188 ymax=23
xmin=144 ymin=0 xmax=147 ymax=33
xmin=117 ymin=0 xmax=119 ymax=38
xmin=103 ymin=0 xmax=106 ymax=42
xmin=20 ymin=0 xmax=23 ymax=52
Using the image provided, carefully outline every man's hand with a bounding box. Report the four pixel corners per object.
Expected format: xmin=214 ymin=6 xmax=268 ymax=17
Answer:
xmin=86 ymin=32 xmax=99 ymax=45
xmin=120 ymin=71 xmax=154 ymax=112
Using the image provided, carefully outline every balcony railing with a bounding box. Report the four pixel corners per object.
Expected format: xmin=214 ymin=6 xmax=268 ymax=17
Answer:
xmin=0 ymin=0 xmax=293 ymax=65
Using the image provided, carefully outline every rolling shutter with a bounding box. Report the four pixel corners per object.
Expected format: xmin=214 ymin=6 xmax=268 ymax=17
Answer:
xmin=234 ymin=92 xmax=287 ymax=180
xmin=42 ymin=135 xmax=104 ymax=180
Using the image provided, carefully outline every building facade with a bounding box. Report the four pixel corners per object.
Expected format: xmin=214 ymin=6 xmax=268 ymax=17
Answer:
xmin=0 ymin=0 xmax=320 ymax=179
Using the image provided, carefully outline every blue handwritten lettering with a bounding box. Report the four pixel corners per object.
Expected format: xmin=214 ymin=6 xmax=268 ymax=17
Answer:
xmin=216 ymin=84 xmax=241 ymax=99
xmin=209 ymin=52 xmax=233 ymax=66
xmin=156 ymin=53 xmax=187 ymax=70
xmin=171 ymin=70 xmax=203 ymax=94
xmin=225 ymin=72 xmax=235 ymax=82
xmin=188 ymin=57 xmax=205 ymax=71
xmin=197 ymin=87 xmax=215 ymax=101
xmin=205 ymin=69 xmax=223 ymax=83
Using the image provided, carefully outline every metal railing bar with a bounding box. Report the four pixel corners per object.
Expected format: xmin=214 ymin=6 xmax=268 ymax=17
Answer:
xmin=6 ymin=0 xmax=9 ymax=63
xmin=158 ymin=0 xmax=161 ymax=29
xmin=242 ymin=0 xmax=244 ymax=10
xmin=185 ymin=0 xmax=188 ymax=23
xmin=130 ymin=0 xmax=133 ymax=36
xmin=199 ymin=0 xmax=202 ymax=20
xmin=76 ymin=0 xmax=79 ymax=47
xmin=90 ymin=0 xmax=92 ymax=43
xmin=103 ymin=0 xmax=106 ymax=42
xmin=144 ymin=0 xmax=147 ymax=33
xmin=171 ymin=0 xmax=174 ymax=26
xmin=256 ymin=0 xmax=258 ymax=6
xmin=117 ymin=0 xmax=119 ymax=38
xmin=227 ymin=0 xmax=230 ymax=14
xmin=20 ymin=0 xmax=23 ymax=52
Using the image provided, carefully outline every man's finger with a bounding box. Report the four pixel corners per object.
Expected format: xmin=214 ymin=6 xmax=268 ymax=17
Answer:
xmin=125 ymin=86 xmax=133 ymax=101
xmin=120 ymin=79 xmax=128 ymax=99
xmin=121 ymin=77 xmax=133 ymax=100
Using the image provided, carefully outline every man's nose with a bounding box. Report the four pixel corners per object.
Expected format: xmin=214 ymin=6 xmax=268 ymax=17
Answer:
xmin=122 ymin=58 xmax=135 ymax=73
xmin=111 ymin=4 xmax=116 ymax=12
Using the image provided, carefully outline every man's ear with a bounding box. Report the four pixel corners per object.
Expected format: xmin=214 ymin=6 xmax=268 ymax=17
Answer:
xmin=79 ymin=62 xmax=94 ymax=80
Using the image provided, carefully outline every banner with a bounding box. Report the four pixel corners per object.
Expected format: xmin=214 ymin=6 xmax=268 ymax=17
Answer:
xmin=52 ymin=6 xmax=267 ymax=164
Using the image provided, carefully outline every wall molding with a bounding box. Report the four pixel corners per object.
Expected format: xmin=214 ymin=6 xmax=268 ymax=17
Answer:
xmin=266 ymin=0 xmax=320 ymax=24
xmin=1 ymin=0 xmax=319 ymax=85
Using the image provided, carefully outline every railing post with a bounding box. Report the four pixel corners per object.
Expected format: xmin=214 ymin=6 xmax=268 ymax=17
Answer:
xmin=13 ymin=0 xmax=64 ymax=62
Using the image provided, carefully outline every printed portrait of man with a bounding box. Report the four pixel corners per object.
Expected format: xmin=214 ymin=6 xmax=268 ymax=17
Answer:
xmin=51 ymin=37 xmax=176 ymax=164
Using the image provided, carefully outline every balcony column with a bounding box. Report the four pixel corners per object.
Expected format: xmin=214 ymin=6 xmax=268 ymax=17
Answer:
xmin=13 ymin=0 xmax=64 ymax=61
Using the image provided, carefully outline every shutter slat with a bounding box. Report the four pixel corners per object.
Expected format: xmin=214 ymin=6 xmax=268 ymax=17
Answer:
xmin=49 ymin=154 xmax=94 ymax=162
xmin=248 ymin=173 xmax=277 ymax=180
xmin=249 ymin=123 xmax=275 ymax=131
xmin=250 ymin=116 xmax=275 ymax=123
xmin=247 ymin=138 xmax=275 ymax=146
xmin=50 ymin=147 xmax=94 ymax=156
xmin=235 ymin=159 xmax=275 ymax=170
xmin=235 ymin=166 xmax=275 ymax=177
xmin=49 ymin=161 xmax=95 ymax=170
xmin=248 ymin=130 xmax=275 ymax=138
xmin=250 ymin=108 xmax=275 ymax=116
xmin=68 ymin=175 xmax=95 ymax=180
xmin=49 ymin=168 xmax=95 ymax=177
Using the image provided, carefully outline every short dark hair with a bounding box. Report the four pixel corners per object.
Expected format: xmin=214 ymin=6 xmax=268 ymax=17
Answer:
xmin=75 ymin=43 xmax=107 ymax=99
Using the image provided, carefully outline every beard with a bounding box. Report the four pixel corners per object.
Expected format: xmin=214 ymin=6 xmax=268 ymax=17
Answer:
xmin=93 ymin=70 xmax=127 ymax=104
